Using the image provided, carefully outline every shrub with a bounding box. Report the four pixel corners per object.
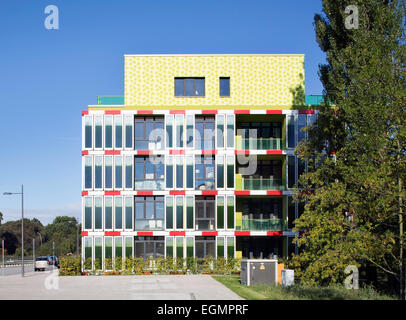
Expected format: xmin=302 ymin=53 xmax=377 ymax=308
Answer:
xmin=114 ymin=256 xmax=123 ymax=271
xmin=59 ymin=256 xmax=81 ymax=276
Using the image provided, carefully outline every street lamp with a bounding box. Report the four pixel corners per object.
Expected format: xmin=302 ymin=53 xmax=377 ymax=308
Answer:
xmin=3 ymin=185 xmax=24 ymax=277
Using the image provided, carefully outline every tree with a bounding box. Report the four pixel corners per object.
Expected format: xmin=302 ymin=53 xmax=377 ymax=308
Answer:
xmin=0 ymin=211 xmax=3 ymax=225
xmin=289 ymin=0 xmax=406 ymax=298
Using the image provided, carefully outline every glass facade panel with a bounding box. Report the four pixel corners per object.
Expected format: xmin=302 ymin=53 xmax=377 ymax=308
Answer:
xmin=85 ymin=116 xmax=92 ymax=148
xmin=125 ymin=237 xmax=132 ymax=258
xmin=186 ymin=155 xmax=193 ymax=189
xmin=95 ymin=156 xmax=103 ymax=189
xmin=166 ymin=115 xmax=173 ymax=148
xmin=186 ymin=115 xmax=194 ymax=148
xmin=85 ymin=156 xmax=92 ymax=189
xmin=114 ymin=115 xmax=122 ymax=148
xmin=186 ymin=196 xmax=194 ymax=229
xmin=195 ymin=116 xmax=215 ymax=150
xmin=217 ymin=156 xmax=224 ymax=189
xmin=105 ymin=156 xmax=113 ymax=189
xmin=217 ymin=196 xmax=224 ymax=229
xmin=166 ymin=156 xmax=173 ymax=188
xmin=186 ymin=237 xmax=194 ymax=258
xmin=125 ymin=196 xmax=133 ymax=230
xmin=166 ymin=196 xmax=173 ymax=229
xmin=176 ymin=156 xmax=183 ymax=189
xmin=95 ymin=197 xmax=102 ymax=230
xmin=195 ymin=156 xmax=215 ymax=190
xmin=115 ymin=156 xmax=122 ymax=189
xmin=105 ymin=237 xmax=113 ymax=261
xmin=195 ymin=236 xmax=215 ymax=258
xmin=227 ymin=156 xmax=234 ymax=189
xmin=298 ymin=114 xmax=306 ymax=143
xmin=84 ymin=237 xmax=92 ymax=261
xmin=287 ymin=115 xmax=295 ymax=148
xmin=288 ymin=156 xmax=295 ymax=188
xmin=226 ymin=115 xmax=234 ymax=148
xmin=95 ymin=237 xmax=102 ymax=268
xmin=288 ymin=196 xmax=295 ymax=230
xmin=227 ymin=237 xmax=235 ymax=258
xmin=134 ymin=236 xmax=165 ymax=258
xmin=115 ymin=237 xmax=122 ymax=258
xmin=95 ymin=116 xmax=102 ymax=148
xmin=195 ymin=196 xmax=215 ymax=231
xmin=115 ymin=196 xmax=123 ymax=229
xmin=104 ymin=196 xmax=113 ymax=229
xmin=125 ymin=115 xmax=133 ymax=148
xmin=227 ymin=196 xmax=234 ymax=229
xmin=216 ymin=114 xmax=224 ymax=148
xmin=134 ymin=196 xmax=164 ymax=231
xmin=176 ymin=196 xmax=183 ymax=229
xmin=217 ymin=237 xmax=225 ymax=257
xmin=134 ymin=116 xmax=164 ymax=150
xmin=134 ymin=156 xmax=165 ymax=190
xmin=166 ymin=237 xmax=173 ymax=257
xmin=125 ymin=156 xmax=133 ymax=189
xmin=175 ymin=115 xmax=184 ymax=148
xmin=105 ymin=115 xmax=113 ymax=148
xmin=84 ymin=197 xmax=92 ymax=230
xmin=176 ymin=237 xmax=183 ymax=258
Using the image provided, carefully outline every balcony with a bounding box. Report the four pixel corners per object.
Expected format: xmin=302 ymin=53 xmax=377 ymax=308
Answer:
xmin=236 ymin=216 xmax=285 ymax=231
xmin=237 ymin=177 xmax=284 ymax=190
xmin=237 ymin=138 xmax=283 ymax=150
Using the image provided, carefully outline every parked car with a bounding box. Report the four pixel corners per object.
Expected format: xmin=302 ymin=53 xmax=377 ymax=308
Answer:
xmin=34 ymin=256 xmax=51 ymax=271
xmin=48 ymin=255 xmax=59 ymax=268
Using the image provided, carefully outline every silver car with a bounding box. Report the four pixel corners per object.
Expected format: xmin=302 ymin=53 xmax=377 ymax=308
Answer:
xmin=34 ymin=256 xmax=51 ymax=271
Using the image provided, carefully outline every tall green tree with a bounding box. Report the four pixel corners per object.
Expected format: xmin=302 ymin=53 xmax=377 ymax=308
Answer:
xmin=289 ymin=0 xmax=405 ymax=298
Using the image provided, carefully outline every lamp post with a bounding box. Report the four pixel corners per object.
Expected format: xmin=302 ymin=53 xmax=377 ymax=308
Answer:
xmin=3 ymin=185 xmax=24 ymax=277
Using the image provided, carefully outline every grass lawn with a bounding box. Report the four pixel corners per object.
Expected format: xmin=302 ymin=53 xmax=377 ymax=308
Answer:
xmin=212 ymin=275 xmax=396 ymax=300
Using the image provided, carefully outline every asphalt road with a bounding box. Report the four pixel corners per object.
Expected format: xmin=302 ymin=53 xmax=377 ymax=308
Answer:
xmin=0 ymin=265 xmax=54 ymax=276
xmin=0 ymin=270 xmax=243 ymax=300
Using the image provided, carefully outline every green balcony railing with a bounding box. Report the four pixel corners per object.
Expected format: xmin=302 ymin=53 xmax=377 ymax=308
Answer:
xmin=240 ymin=218 xmax=285 ymax=231
xmin=97 ymin=96 xmax=124 ymax=105
xmin=241 ymin=138 xmax=282 ymax=150
xmin=305 ymin=95 xmax=324 ymax=106
xmin=242 ymin=178 xmax=283 ymax=190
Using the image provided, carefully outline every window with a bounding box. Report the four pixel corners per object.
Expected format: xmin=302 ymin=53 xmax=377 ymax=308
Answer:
xmin=195 ymin=196 xmax=215 ymax=231
xmin=186 ymin=155 xmax=194 ymax=189
xmin=134 ymin=236 xmax=165 ymax=259
xmin=217 ymin=237 xmax=225 ymax=258
xmin=226 ymin=155 xmax=234 ymax=189
xmin=195 ymin=156 xmax=215 ymax=190
xmin=95 ymin=237 xmax=102 ymax=267
xmin=298 ymin=114 xmax=306 ymax=143
xmin=125 ymin=237 xmax=133 ymax=258
xmin=175 ymin=115 xmax=184 ymax=148
xmin=105 ymin=237 xmax=113 ymax=263
xmin=95 ymin=116 xmax=103 ymax=148
xmin=124 ymin=115 xmax=133 ymax=149
xmin=216 ymin=114 xmax=225 ymax=148
xmin=176 ymin=196 xmax=184 ymax=229
xmin=105 ymin=156 xmax=113 ymax=189
xmin=115 ymin=237 xmax=122 ymax=258
xmin=175 ymin=156 xmax=184 ymax=189
xmin=104 ymin=196 xmax=113 ymax=230
xmin=226 ymin=115 xmax=234 ymax=148
xmin=166 ymin=237 xmax=174 ymax=257
xmin=220 ymin=77 xmax=230 ymax=97
xmin=95 ymin=156 xmax=103 ymax=189
xmin=287 ymin=115 xmax=295 ymax=148
xmin=125 ymin=156 xmax=133 ymax=189
xmin=115 ymin=196 xmax=123 ymax=230
xmin=227 ymin=237 xmax=235 ymax=258
xmin=166 ymin=196 xmax=174 ymax=229
xmin=166 ymin=156 xmax=173 ymax=188
xmin=176 ymin=237 xmax=184 ymax=258
xmin=166 ymin=115 xmax=173 ymax=148
xmin=175 ymin=78 xmax=205 ymax=97
xmin=105 ymin=116 xmax=113 ymax=148
xmin=134 ymin=116 xmax=164 ymax=150
xmin=288 ymin=156 xmax=295 ymax=188
xmin=195 ymin=116 xmax=215 ymax=150
xmin=84 ymin=197 xmax=92 ymax=230
xmin=84 ymin=237 xmax=92 ymax=261
xmin=217 ymin=196 xmax=224 ymax=229
xmin=84 ymin=156 xmax=92 ymax=189
xmin=94 ymin=197 xmax=102 ymax=230
xmin=195 ymin=236 xmax=215 ymax=258
xmin=186 ymin=115 xmax=194 ymax=148
xmin=241 ymin=198 xmax=283 ymax=220
xmin=134 ymin=196 xmax=164 ymax=231
xmin=227 ymin=196 xmax=234 ymax=229
xmin=84 ymin=116 xmax=92 ymax=149
xmin=134 ymin=156 xmax=165 ymax=190
xmin=114 ymin=115 xmax=123 ymax=148
xmin=186 ymin=196 xmax=194 ymax=229
xmin=216 ymin=156 xmax=224 ymax=189
xmin=114 ymin=156 xmax=122 ymax=189
xmin=125 ymin=196 xmax=133 ymax=230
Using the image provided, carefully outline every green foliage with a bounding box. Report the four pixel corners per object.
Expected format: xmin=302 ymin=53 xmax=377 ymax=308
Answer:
xmin=134 ymin=257 xmax=145 ymax=274
xmin=59 ymin=256 xmax=81 ymax=276
xmin=290 ymin=0 xmax=406 ymax=295
xmin=84 ymin=257 xmax=92 ymax=270
xmin=114 ymin=257 xmax=123 ymax=271
xmin=104 ymin=258 xmax=113 ymax=270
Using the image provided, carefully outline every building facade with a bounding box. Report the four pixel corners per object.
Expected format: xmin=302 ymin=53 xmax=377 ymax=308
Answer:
xmin=81 ymin=54 xmax=318 ymax=269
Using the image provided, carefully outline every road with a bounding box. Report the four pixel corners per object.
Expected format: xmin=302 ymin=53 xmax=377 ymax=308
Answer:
xmin=0 ymin=265 xmax=52 ymax=276
xmin=0 ymin=270 xmax=243 ymax=300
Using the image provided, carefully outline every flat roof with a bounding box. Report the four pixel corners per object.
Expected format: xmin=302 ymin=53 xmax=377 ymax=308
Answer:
xmin=124 ymin=53 xmax=305 ymax=57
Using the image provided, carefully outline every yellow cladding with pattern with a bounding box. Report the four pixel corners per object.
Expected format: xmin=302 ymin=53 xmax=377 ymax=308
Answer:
xmin=124 ymin=55 xmax=304 ymax=110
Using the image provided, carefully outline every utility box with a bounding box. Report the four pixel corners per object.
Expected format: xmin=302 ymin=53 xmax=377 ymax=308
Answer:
xmin=281 ymin=269 xmax=294 ymax=287
xmin=240 ymin=259 xmax=278 ymax=286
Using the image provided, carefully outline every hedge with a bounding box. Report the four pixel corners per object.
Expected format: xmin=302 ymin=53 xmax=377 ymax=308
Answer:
xmin=59 ymin=256 xmax=241 ymax=276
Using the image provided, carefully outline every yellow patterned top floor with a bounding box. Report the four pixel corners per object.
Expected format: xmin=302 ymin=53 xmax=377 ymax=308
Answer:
xmin=124 ymin=54 xmax=304 ymax=109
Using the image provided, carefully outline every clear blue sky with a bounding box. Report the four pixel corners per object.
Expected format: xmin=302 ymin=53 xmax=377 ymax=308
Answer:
xmin=0 ymin=0 xmax=325 ymax=225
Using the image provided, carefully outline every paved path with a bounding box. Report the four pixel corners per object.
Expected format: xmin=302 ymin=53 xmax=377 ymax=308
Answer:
xmin=0 ymin=271 xmax=243 ymax=300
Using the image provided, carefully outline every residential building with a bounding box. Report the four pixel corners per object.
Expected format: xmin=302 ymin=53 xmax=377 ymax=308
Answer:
xmin=81 ymin=54 xmax=319 ymax=269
